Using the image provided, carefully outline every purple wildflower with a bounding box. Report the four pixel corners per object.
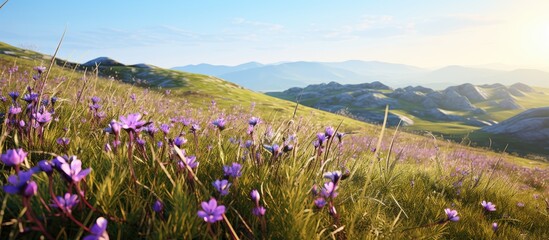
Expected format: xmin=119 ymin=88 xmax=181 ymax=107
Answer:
xmin=33 ymin=66 xmax=46 ymax=74
xmin=213 ymin=179 xmax=231 ymax=196
xmin=492 ymin=222 xmax=498 ymax=232
xmin=323 ymin=171 xmax=342 ymax=184
xmin=35 ymin=160 xmax=54 ymax=174
xmin=336 ymin=132 xmax=344 ymax=142
xmin=91 ymin=96 xmax=101 ymax=104
xmin=320 ymin=181 xmax=338 ymax=199
xmin=311 ymin=185 xmax=319 ymax=196
xmin=174 ymin=136 xmax=187 ymax=147
xmin=160 ymin=123 xmax=170 ymax=135
xmin=153 ymin=199 xmax=164 ymax=213
xmin=22 ymin=93 xmax=39 ymax=103
xmin=197 ymin=198 xmax=225 ymax=223
xmin=252 ymin=206 xmax=266 ymax=216
xmin=3 ymin=170 xmax=37 ymax=197
xmin=250 ymin=190 xmax=260 ymax=203
xmin=119 ymin=113 xmax=147 ymax=131
xmin=179 ymin=155 xmax=199 ymax=169
xmin=212 ymin=118 xmax=226 ymax=131
xmin=59 ymin=157 xmax=91 ymax=183
xmin=317 ymin=133 xmax=326 ymax=144
xmin=8 ymin=106 xmax=21 ymax=115
xmin=1 ymin=148 xmax=27 ymax=166
xmin=190 ymin=124 xmax=200 ymax=133
xmin=223 ymin=162 xmax=242 ymax=178
xmin=325 ymin=126 xmax=335 ymax=139
xmin=56 ymin=137 xmax=70 ymax=146
xmin=104 ymin=120 xmax=122 ymax=135
xmin=481 ymin=200 xmax=496 ymax=212
xmin=8 ymin=91 xmax=19 ymax=101
xmin=51 ymin=193 xmax=79 ymax=213
xmin=245 ymin=140 xmax=253 ymax=148
xmin=444 ymin=208 xmax=460 ymax=222
xmin=83 ymin=217 xmax=109 ymax=240
xmin=517 ymin=202 xmax=525 ymax=207
xmin=248 ymin=117 xmax=260 ymax=126
xmin=33 ymin=111 xmax=52 ymax=125
xmin=314 ymin=197 xmax=327 ymax=208
xmin=136 ymin=139 xmax=146 ymax=146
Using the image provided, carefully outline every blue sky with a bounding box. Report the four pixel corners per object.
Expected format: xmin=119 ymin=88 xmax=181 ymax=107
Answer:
xmin=1 ymin=0 xmax=549 ymax=69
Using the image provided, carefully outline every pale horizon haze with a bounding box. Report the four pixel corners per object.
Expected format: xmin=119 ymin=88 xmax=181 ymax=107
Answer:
xmin=1 ymin=0 xmax=549 ymax=70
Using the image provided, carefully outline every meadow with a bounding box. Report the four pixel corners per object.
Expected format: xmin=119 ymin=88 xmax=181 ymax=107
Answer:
xmin=0 ymin=52 xmax=548 ymax=239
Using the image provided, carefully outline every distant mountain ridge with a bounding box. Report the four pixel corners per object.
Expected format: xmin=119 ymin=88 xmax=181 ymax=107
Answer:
xmin=172 ymin=61 xmax=549 ymax=91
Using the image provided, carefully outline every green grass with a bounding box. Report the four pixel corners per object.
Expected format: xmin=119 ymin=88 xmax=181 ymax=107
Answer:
xmin=0 ymin=42 xmax=548 ymax=239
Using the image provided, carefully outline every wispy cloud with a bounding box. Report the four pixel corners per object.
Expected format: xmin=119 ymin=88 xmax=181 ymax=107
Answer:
xmin=231 ymin=18 xmax=284 ymax=32
xmin=413 ymin=14 xmax=501 ymax=35
xmin=309 ymin=14 xmax=501 ymax=41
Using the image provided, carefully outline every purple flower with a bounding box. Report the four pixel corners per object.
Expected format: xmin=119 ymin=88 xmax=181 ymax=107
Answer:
xmin=323 ymin=171 xmax=342 ymax=184
xmin=213 ymin=179 xmax=231 ymax=196
xmin=190 ymin=124 xmax=200 ymax=133
xmin=153 ymin=199 xmax=164 ymax=213
xmin=59 ymin=157 xmax=91 ymax=183
xmin=91 ymin=96 xmax=101 ymax=104
xmin=83 ymin=217 xmax=109 ymax=240
xmin=22 ymin=93 xmax=39 ymax=103
xmin=104 ymin=120 xmax=122 ymax=135
xmin=56 ymin=137 xmax=70 ymax=146
xmin=264 ymin=144 xmax=280 ymax=156
xmin=492 ymin=222 xmax=498 ymax=232
xmin=444 ymin=208 xmax=460 ymax=222
xmin=314 ymin=197 xmax=327 ymax=208
xmin=174 ymin=136 xmax=187 ymax=147
xmin=136 ymin=139 xmax=146 ymax=146
xmin=481 ymin=200 xmax=496 ymax=212
xmin=178 ymin=155 xmax=198 ymax=169
xmin=3 ymin=170 xmax=37 ymax=197
xmin=212 ymin=118 xmax=226 ymax=131
xmin=119 ymin=113 xmax=147 ymax=132
xmin=197 ymin=198 xmax=225 ymax=223
xmin=8 ymin=91 xmax=19 ymax=101
xmin=33 ymin=66 xmax=46 ymax=74
xmin=223 ymin=162 xmax=242 ymax=178
xmin=1 ymin=148 xmax=27 ymax=166
xmin=248 ymin=117 xmax=260 ymax=126
xmin=245 ymin=140 xmax=253 ymax=148
xmin=160 ymin=123 xmax=170 ymax=135
xmin=31 ymin=160 xmax=52 ymax=174
xmin=517 ymin=202 xmax=525 ymax=207
xmin=317 ymin=133 xmax=326 ymax=144
xmin=8 ymin=106 xmax=21 ymax=115
xmin=250 ymin=189 xmax=260 ymax=203
xmin=325 ymin=126 xmax=335 ymax=139
xmin=320 ymin=181 xmax=338 ymax=199
xmin=51 ymin=193 xmax=79 ymax=213
xmin=252 ymin=206 xmax=266 ymax=216
xmin=157 ymin=141 xmax=163 ymax=148
xmin=336 ymin=132 xmax=344 ymax=142
xmin=311 ymin=185 xmax=319 ymax=196
xmin=33 ymin=111 xmax=52 ymax=125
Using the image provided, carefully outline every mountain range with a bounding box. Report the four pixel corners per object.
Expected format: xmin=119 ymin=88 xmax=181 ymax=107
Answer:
xmin=172 ymin=61 xmax=549 ymax=92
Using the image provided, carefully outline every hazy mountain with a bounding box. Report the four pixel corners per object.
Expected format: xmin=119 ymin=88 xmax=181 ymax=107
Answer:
xmin=219 ymin=61 xmax=380 ymax=91
xmin=171 ymin=62 xmax=263 ymax=76
xmin=172 ymin=60 xmax=549 ymax=91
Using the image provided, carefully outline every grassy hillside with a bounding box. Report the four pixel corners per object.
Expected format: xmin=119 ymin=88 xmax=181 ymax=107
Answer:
xmin=0 ymin=43 xmax=548 ymax=239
